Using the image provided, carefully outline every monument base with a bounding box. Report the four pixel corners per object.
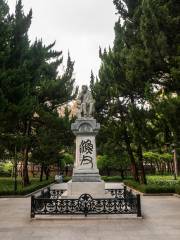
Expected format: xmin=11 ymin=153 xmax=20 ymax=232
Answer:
xmin=66 ymin=180 xmax=105 ymax=197
xmin=72 ymin=168 xmax=101 ymax=182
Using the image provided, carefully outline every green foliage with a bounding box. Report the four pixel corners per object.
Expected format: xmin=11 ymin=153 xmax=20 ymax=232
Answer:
xmin=0 ymin=162 xmax=13 ymax=177
xmin=0 ymin=0 xmax=77 ymax=185
xmin=175 ymin=185 xmax=180 ymax=195
xmin=62 ymin=153 xmax=74 ymax=165
xmin=0 ymin=177 xmax=54 ymax=195
xmin=143 ymin=152 xmax=159 ymax=161
xmin=143 ymin=151 xmax=172 ymax=163
xmin=157 ymin=96 xmax=180 ymax=143
xmin=97 ymin=155 xmax=110 ymax=170
xmin=147 ymin=175 xmax=180 ymax=183
xmin=97 ymin=154 xmax=130 ymax=176
xmin=145 ymin=185 xmax=176 ymax=194
xmin=93 ymin=0 xmax=180 ymax=182
xmin=63 ymin=176 xmax=72 ymax=182
xmin=101 ymin=176 xmax=123 ymax=182
xmin=124 ymin=175 xmax=180 ymax=193
xmin=123 ymin=180 xmax=146 ymax=193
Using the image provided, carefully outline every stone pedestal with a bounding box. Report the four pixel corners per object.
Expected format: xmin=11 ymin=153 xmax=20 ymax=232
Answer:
xmin=67 ymin=180 xmax=105 ymax=197
xmin=71 ymin=118 xmax=101 ymax=182
xmin=66 ymin=118 xmax=105 ymax=197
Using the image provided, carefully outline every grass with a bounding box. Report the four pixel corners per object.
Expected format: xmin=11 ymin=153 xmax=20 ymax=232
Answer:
xmin=124 ymin=175 xmax=180 ymax=194
xmin=63 ymin=176 xmax=72 ymax=182
xmin=2 ymin=174 xmax=178 ymax=195
xmin=101 ymin=176 xmax=123 ymax=182
xmin=0 ymin=177 xmax=54 ymax=196
xmin=147 ymin=175 xmax=180 ymax=182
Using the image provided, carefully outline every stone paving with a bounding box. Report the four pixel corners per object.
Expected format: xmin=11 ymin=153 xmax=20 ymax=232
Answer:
xmin=0 ymin=189 xmax=180 ymax=240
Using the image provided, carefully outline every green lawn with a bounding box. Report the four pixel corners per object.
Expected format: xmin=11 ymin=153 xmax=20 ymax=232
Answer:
xmin=124 ymin=175 xmax=180 ymax=194
xmin=147 ymin=175 xmax=180 ymax=182
xmin=0 ymin=177 xmax=54 ymax=196
xmin=1 ymin=174 xmax=179 ymax=196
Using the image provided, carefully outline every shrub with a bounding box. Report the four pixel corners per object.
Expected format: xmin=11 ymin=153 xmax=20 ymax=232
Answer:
xmin=101 ymin=176 xmax=122 ymax=182
xmin=123 ymin=180 xmax=146 ymax=193
xmin=123 ymin=179 xmax=178 ymax=193
xmin=0 ymin=177 xmax=54 ymax=196
xmin=0 ymin=162 xmax=13 ymax=177
xmin=175 ymin=185 xmax=180 ymax=195
xmin=0 ymin=171 xmax=11 ymax=177
xmin=63 ymin=153 xmax=74 ymax=165
xmin=63 ymin=176 xmax=72 ymax=182
xmin=147 ymin=175 xmax=180 ymax=183
xmin=145 ymin=184 xmax=175 ymax=193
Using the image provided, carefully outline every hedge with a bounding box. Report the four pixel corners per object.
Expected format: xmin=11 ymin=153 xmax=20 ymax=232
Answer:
xmin=124 ymin=179 xmax=180 ymax=194
xmin=101 ymin=176 xmax=123 ymax=182
xmin=0 ymin=177 xmax=54 ymax=196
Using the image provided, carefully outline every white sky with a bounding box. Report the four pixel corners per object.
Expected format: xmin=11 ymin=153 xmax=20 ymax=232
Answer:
xmin=7 ymin=0 xmax=117 ymax=87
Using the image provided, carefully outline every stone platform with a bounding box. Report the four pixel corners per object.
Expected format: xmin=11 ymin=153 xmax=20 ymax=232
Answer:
xmin=72 ymin=168 xmax=101 ymax=182
xmin=65 ymin=180 xmax=105 ymax=198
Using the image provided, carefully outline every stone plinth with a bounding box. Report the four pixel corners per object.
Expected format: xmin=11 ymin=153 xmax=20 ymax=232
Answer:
xmin=72 ymin=169 xmax=101 ymax=182
xmin=67 ymin=180 xmax=105 ymax=197
xmin=71 ymin=118 xmax=101 ymax=183
xmin=66 ymin=118 xmax=105 ymax=197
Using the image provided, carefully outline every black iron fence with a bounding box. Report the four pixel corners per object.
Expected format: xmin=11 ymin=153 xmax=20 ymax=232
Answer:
xmin=31 ymin=186 xmax=141 ymax=218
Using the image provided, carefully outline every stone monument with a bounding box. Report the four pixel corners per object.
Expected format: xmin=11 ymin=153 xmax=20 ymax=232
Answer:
xmin=67 ymin=85 xmax=105 ymax=197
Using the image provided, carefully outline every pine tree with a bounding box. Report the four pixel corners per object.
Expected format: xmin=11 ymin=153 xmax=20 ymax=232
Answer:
xmin=0 ymin=0 xmax=77 ymax=185
xmin=94 ymin=0 xmax=180 ymax=181
xmin=0 ymin=0 xmax=17 ymax=160
xmin=140 ymin=0 xmax=180 ymax=93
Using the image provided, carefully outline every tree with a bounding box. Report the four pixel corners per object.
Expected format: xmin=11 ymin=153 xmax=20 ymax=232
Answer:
xmin=0 ymin=0 xmax=77 ymax=185
xmin=94 ymin=0 xmax=180 ymax=182
xmin=139 ymin=0 xmax=180 ymax=93
xmin=0 ymin=0 xmax=14 ymax=155
xmin=0 ymin=0 xmax=34 ymax=185
xmin=31 ymin=108 xmax=74 ymax=181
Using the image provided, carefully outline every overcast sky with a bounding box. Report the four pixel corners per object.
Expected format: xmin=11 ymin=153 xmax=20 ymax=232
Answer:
xmin=7 ymin=0 xmax=117 ymax=87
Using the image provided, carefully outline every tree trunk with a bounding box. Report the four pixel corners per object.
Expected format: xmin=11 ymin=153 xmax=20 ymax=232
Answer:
xmin=45 ymin=172 xmax=49 ymax=180
xmin=22 ymin=146 xmax=30 ymax=186
xmin=150 ymin=161 xmax=153 ymax=174
xmin=32 ymin=164 xmax=35 ymax=177
xmin=137 ymin=144 xmax=147 ymax=184
xmin=22 ymin=120 xmax=31 ymax=186
xmin=106 ymin=167 xmax=110 ymax=176
xmin=123 ymin=129 xmax=139 ymax=182
xmin=156 ymin=163 xmax=159 ymax=173
xmin=44 ymin=166 xmax=50 ymax=180
xmin=120 ymin=169 xmax=124 ymax=180
xmin=40 ymin=163 xmax=44 ymax=182
xmin=126 ymin=143 xmax=139 ymax=182
xmin=20 ymin=161 xmax=23 ymax=177
xmin=118 ymin=103 xmax=139 ymax=182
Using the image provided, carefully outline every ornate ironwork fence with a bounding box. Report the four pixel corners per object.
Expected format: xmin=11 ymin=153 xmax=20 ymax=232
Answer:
xmin=31 ymin=186 xmax=141 ymax=218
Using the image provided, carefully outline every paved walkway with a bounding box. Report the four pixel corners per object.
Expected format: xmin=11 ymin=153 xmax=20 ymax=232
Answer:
xmin=0 ymin=194 xmax=180 ymax=240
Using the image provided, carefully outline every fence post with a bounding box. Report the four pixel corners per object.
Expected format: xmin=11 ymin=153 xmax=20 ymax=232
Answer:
xmin=41 ymin=189 xmax=44 ymax=197
xmin=47 ymin=187 xmax=50 ymax=197
xmin=31 ymin=195 xmax=35 ymax=218
xmin=123 ymin=186 xmax=127 ymax=198
xmin=123 ymin=186 xmax=128 ymax=211
xmin=136 ymin=194 xmax=142 ymax=217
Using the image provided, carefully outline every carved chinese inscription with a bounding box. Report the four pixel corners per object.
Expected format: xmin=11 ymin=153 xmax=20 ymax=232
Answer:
xmin=80 ymin=139 xmax=93 ymax=168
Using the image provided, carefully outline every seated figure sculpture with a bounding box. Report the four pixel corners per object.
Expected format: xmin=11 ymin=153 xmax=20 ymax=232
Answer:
xmin=77 ymin=85 xmax=95 ymax=118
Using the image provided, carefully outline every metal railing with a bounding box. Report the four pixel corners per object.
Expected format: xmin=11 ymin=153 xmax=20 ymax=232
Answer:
xmin=31 ymin=186 xmax=141 ymax=218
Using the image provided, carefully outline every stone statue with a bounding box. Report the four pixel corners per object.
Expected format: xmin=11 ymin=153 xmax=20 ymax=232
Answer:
xmin=77 ymin=85 xmax=95 ymax=118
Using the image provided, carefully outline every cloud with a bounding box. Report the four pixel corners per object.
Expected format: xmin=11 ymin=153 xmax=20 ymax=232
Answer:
xmin=7 ymin=0 xmax=117 ymax=86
